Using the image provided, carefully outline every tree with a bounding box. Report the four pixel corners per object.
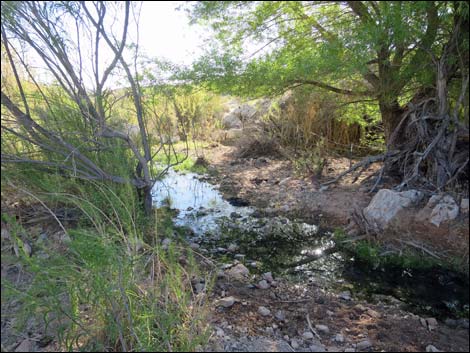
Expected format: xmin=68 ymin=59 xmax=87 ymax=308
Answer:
xmin=185 ymin=1 xmax=468 ymax=146
xmin=1 ymin=1 xmax=163 ymax=215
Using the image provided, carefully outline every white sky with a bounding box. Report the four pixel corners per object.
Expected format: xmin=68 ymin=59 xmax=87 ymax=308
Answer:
xmin=136 ymin=1 xmax=206 ymax=65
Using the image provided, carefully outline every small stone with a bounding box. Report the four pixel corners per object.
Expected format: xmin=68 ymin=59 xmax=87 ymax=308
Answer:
xmin=339 ymin=291 xmax=352 ymax=300
xmin=234 ymin=254 xmax=245 ymax=260
xmin=426 ymin=345 xmax=441 ymax=352
xmin=186 ymin=207 xmax=194 ymax=211
xmin=272 ymin=323 xmax=278 ymax=329
xmin=303 ymin=331 xmax=314 ymax=340
xmin=227 ymin=243 xmax=239 ymax=252
xmin=457 ymin=318 xmax=469 ymax=329
xmin=248 ymin=261 xmax=258 ymax=268
xmin=230 ymin=212 xmax=242 ymax=219
xmin=226 ymin=263 xmax=250 ymax=281
xmin=216 ymin=328 xmax=225 ymax=337
xmin=258 ymin=306 xmax=271 ymax=317
xmin=275 ymin=310 xmax=286 ymax=321
xmin=189 ymin=243 xmax=200 ymax=250
xmin=420 ymin=318 xmax=427 ymax=327
xmin=444 ymin=318 xmax=457 ymax=327
xmin=194 ymin=283 xmax=205 ymax=294
xmin=335 ymin=334 xmax=345 ymax=343
xmin=265 ymin=327 xmax=274 ymax=335
xmin=262 ymin=272 xmax=274 ymax=283
xmin=291 ymin=339 xmax=300 ymax=349
xmin=15 ymin=340 xmax=34 ymax=352
xmin=309 ymin=344 xmax=326 ymax=352
xmin=344 ymin=349 xmax=356 ymax=352
xmin=162 ymin=238 xmax=171 ymax=249
xmin=219 ymin=296 xmax=236 ymax=308
xmin=257 ymin=280 xmax=270 ymax=289
xmin=366 ymin=309 xmax=381 ymax=318
xmin=426 ymin=318 xmax=438 ymax=331
xmin=356 ymin=340 xmax=372 ymax=351
xmin=217 ymin=247 xmax=227 ymax=253
xmin=315 ymin=324 xmax=330 ymax=334
xmin=326 ymin=310 xmax=334 ymax=317
xmin=461 ymin=198 xmax=469 ymax=213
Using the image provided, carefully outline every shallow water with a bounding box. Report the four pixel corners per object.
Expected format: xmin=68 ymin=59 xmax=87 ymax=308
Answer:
xmin=153 ymin=169 xmax=469 ymax=319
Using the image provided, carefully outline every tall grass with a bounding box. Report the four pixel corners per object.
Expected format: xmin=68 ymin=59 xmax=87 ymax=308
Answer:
xmin=1 ymin=175 xmax=210 ymax=351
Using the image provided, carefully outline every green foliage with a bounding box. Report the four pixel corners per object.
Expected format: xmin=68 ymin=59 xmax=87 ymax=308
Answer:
xmin=1 ymin=182 xmax=209 ymax=351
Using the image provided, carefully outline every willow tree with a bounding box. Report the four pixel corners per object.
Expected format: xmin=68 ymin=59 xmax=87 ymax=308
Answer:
xmin=187 ymin=1 xmax=468 ymax=143
xmin=187 ymin=1 xmax=469 ymax=190
xmin=1 ymin=1 xmax=168 ymax=214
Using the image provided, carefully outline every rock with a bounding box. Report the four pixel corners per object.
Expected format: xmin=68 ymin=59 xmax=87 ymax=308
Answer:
xmin=363 ymin=189 xmax=423 ymax=229
xmin=162 ymin=238 xmax=171 ymax=249
xmin=257 ymin=280 xmax=270 ymax=290
xmin=356 ymin=340 xmax=372 ymax=351
xmin=315 ymin=325 xmax=330 ymax=334
xmin=227 ymin=243 xmax=239 ymax=252
xmin=219 ymin=296 xmax=236 ymax=308
xmin=263 ymin=272 xmax=274 ymax=283
xmin=426 ymin=318 xmax=438 ymax=331
xmin=194 ymin=283 xmax=205 ymax=294
xmin=334 ymin=334 xmax=345 ymax=343
xmin=222 ymin=112 xmax=242 ymax=129
xmin=303 ymin=331 xmax=314 ymax=340
xmin=366 ymin=309 xmax=381 ymax=318
xmin=420 ymin=318 xmax=427 ymax=328
xmin=426 ymin=345 xmax=441 ymax=352
xmin=234 ymin=254 xmax=246 ymax=260
xmin=248 ymin=261 xmax=258 ymax=268
xmin=444 ymin=318 xmax=458 ymax=327
xmin=461 ymin=198 xmax=469 ymax=213
xmin=15 ymin=339 xmax=34 ymax=352
xmin=428 ymin=195 xmax=459 ymax=226
xmin=309 ymin=344 xmax=326 ymax=352
xmin=457 ymin=318 xmax=469 ymax=329
xmin=258 ymin=306 xmax=271 ymax=317
xmin=275 ymin=310 xmax=286 ymax=321
xmin=344 ymin=349 xmax=356 ymax=352
xmin=291 ymin=339 xmax=300 ymax=349
xmin=230 ymin=212 xmax=242 ymax=219
xmin=217 ymin=247 xmax=227 ymax=253
xmin=226 ymin=263 xmax=250 ymax=281
xmin=216 ymin=327 xmax=225 ymax=337
xmin=189 ymin=242 xmax=200 ymax=250
xmin=339 ymin=291 xmax=352 ymax=301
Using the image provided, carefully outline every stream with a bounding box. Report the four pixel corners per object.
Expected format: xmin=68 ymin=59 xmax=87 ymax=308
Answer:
xmin=153 ymin=169 xmax=469 ymax=320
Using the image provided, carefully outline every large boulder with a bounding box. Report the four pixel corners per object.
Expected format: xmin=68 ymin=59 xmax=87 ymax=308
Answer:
xmin=363 ymin=189 xmax=423 ymax=230
xmin=221 ymin=104 xmax=258 ymax=129
xmin=427 ymin=194 xmax=459 ymax=227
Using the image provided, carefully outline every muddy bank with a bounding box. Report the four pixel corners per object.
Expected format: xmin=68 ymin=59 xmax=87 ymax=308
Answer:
xmin=200 ymin=143 xmax=469 ymax=269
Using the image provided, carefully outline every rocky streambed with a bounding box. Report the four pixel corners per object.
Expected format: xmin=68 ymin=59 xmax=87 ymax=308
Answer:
xmin=152 ymin=169 xmax=469 ymax=323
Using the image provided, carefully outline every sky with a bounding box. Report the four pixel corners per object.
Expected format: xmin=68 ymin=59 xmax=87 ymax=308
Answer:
xmin=136 ymin=2 xmax=207 ymax=65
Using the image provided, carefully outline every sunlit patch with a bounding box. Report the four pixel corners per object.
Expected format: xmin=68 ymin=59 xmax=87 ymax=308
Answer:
xmin=314 ymin=248 xmax=323 ymax=256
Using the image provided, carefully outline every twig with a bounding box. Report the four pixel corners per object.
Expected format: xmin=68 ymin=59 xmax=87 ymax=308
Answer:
xmin=306 ymin=314 xmax=322 ymax=340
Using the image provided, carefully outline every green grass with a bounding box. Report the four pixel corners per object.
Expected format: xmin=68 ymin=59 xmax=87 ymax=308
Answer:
xmin=1 ymin=179 xmax=210 ymax=352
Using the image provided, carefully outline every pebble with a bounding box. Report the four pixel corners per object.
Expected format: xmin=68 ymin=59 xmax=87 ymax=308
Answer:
xmin=356 ymin=340 xmax=372 ymax=351
xmin=310 ymin=344 xmax=326 ymax=352
xmin=339 ymin=291 xmax=352 ymax=301
xmin=258 ymin=306 xmax=271 ymax=317
xmin=426 ymin=318 xmax=438 ymax=331
xmin=262 ymin=272 xmax=274 ymax=283
xmin=219 ymin=296 xmax=236 ymax=308
xmin=426 ymin=345 xmax=441 ymax=352
xmin=189 ymin=242 xmax=200 ymax=250
xmin=275 ymin=310 xmax=286 ymax=321
xmin=234 ymin=254 xmax=245 ymax=260
xmin=257 ymin=280 xmax=270 ymax=289
xmin=291 ymin=339 xmax=300 ymax=349
xmin=302 ymin=331 xmax=314 ymax=340
xmin=334 ymin=334 xmax=345 ymax=343
xmin=366 ymin=309 xmax=381 ymax=318
xmin=344 ymin=349 xmax=356 ymax=352
xmin=315 ymin=324 xmax=330 ymax=334
xmin=227 ymin=243 xmax=239 ymax=252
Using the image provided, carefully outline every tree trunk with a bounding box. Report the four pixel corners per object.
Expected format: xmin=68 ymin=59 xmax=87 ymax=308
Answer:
xmin=379 ymin=100 xmax=405 ymax=147
xmin=141 ymin=185 xmax=153 ymax=217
